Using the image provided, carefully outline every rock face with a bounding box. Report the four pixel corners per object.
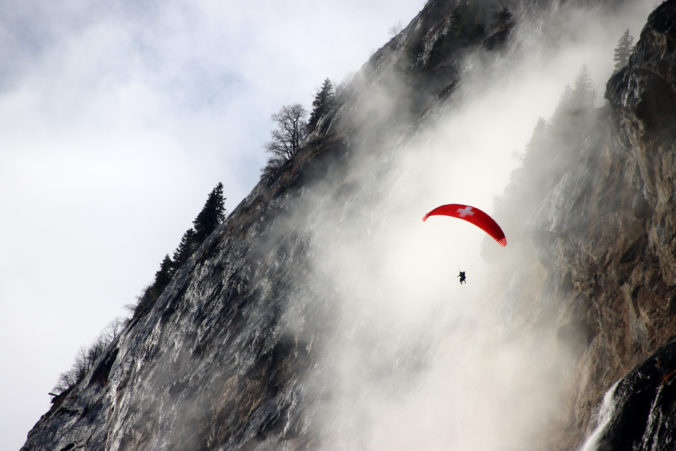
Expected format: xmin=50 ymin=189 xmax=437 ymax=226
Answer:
xmin=490 ymin=2 xmax=676 ymax=448
xmin=587 ymin=337 xmax=676 ymax=450
xmin=21 ymin=0 xmax=676 ymax=450
xmin=564 ymin=1 xmax=676 ymax=447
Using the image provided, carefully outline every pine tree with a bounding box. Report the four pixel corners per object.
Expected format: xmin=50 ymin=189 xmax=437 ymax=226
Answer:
xmin=307 ymin=78 xmax=335 ymax=133
xmin=173 ymin=228 xmax=198 ymax=268
xmin=171 ymin=183 xmax=226 ymax=269
xmin=129 ymin=183 xmax=227 ymax=321
xmin=571 ymin=65 xmax=595 ymax=109
xmin=133 ymin=254 xmax=175 ymax=319
xmin=522 ymin=117 xmax=555 ymax=194
xmin=613 ymin=29 xmax=634 ymax=72
xmin=193 ymin=182 xmax=226 ymax=242
xmin=154 ymin=255 xmax=175 ymax=288
xmin=550 ymin=84 xmax=573 ymax=123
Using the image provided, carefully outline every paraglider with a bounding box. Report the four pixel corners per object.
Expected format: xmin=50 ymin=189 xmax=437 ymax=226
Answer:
xmin=422 ymin=203 xmax=507 ymax=247
xmin=458 ymin=271 xmax=466 ymax=284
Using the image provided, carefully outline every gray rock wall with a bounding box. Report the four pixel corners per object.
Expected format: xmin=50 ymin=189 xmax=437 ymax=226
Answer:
xmin=22 ymin=0 xmax=676 ymax=449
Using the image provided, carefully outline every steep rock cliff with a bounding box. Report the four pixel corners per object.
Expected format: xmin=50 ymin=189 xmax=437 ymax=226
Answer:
xmin=23 ymin=1 xmax=513 ymax=448
xmin=491 ymin=0 xmax=676 ymax=448
xmin=22 ymin=0 xmax=676 ymax=450
xmin=566 ymin=1 xmax=676 ymax=448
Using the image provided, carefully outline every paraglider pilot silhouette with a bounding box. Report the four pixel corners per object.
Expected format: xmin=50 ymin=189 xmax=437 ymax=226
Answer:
xmin=422 ymin=203 xmax=507 ymax=285
xmin=458 ymin=271 xmax=466 ymax=284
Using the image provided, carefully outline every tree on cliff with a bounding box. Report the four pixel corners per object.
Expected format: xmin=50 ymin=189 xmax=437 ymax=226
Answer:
xmin=154 ymin=255 xmax=175 ymax=288
xmin=614 ymin=29 xmax=634 ymax=72
xmin=550 ymin=65 xmax=595 ymax=124
xmin=134 ymin=256 xmax=173 ymax=319
xmin=193 ymin=182 xmax=226 ymax=242
xmin=172 ymin=183 xmax=226 ymax=268
xmin=307 ymin=79 xmax=335 ymax=133
xmin=571 ymin=64 xmax=595 ymax=109
xmin=173 ymin=228 xmax=198 ymax=268
xmin=133 ymin=183 xmax=227 ymax=319
xmin=266 ymin=104 xmax=307 ymax=160
xmin=52 ymin=319 xmax=125 ymax=396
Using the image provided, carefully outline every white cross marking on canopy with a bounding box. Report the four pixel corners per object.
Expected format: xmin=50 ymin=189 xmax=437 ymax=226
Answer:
xmin=457 ymin=206 xmax=475 ymax=218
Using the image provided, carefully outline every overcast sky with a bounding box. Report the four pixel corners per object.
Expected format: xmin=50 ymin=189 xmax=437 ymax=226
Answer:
xmin=0 ymin=1 xmax=425 ymax=448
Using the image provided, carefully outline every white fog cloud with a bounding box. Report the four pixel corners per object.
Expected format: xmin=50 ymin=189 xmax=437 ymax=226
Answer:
xmin=277 ymin=1 xmax=660 ymax=449
xmin=0 ymin=1 xmax=425 ymax=449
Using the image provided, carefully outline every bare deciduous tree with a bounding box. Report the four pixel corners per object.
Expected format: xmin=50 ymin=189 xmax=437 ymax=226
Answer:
xmin=265 ymin=104 xmax=307 ymax=160
xmin=51 ymin=317 xmax=125 ymax=397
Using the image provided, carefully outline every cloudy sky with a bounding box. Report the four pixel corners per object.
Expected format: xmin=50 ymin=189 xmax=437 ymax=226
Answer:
xmin=0 ymin=1 xmax=425 ymax=448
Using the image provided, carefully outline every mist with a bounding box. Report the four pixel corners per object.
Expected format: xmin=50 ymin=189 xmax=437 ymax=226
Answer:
xmin=274 ymin=1 xmax=659 ymax=449
xmin=1 ymin=1 xmax=427 ymax=449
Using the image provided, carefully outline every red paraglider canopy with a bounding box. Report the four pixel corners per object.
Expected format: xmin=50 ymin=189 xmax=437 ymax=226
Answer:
xmin=423 ymin=203 xmax=507 ymax=247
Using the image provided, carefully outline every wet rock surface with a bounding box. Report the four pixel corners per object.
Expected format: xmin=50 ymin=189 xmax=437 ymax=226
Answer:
xmin=593 ymin=337 xmax=676 ymax=450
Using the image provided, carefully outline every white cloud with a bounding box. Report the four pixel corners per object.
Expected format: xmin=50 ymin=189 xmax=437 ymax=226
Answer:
xmin=0 ymin=0 xmax=425 ymax=449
